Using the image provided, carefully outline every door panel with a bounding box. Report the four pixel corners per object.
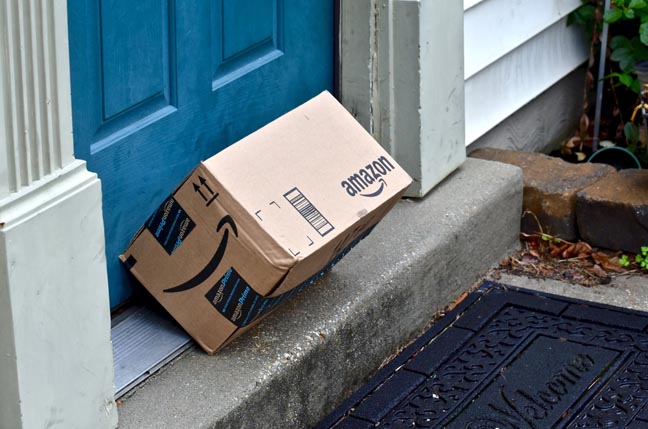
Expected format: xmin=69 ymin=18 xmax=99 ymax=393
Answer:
xmin=100 ymin=0 xmax=173 ymax=119
xmin=212 ymin=0 xmax=283 ymax=88
xmin=68 ymin=0 xmax=333 ymax=308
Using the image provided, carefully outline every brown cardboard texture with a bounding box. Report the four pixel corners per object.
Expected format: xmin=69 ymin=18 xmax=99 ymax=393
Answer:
xmin=120 ymin=91 xmax=413 ymax=354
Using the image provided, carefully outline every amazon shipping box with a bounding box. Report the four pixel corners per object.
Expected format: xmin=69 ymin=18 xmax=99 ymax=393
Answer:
xmin=120 ymin=91 xmax=412 ymax=354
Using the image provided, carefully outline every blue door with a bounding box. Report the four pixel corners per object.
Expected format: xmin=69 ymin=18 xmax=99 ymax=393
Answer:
xmin=68 ymin=1 xmax=334 ymax=308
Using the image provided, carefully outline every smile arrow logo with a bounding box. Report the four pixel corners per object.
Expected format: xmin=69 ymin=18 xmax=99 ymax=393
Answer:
xmin=360 ymin=178 xmax=387 ymax=198
xmin=164 ymin=215 xmax=238 ymax=293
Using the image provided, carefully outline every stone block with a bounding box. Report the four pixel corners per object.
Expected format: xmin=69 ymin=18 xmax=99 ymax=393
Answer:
xmin=577 ymin=170 xmax=648 ymax=253
xmin=470 ymin=148 xmax=615 ymax=240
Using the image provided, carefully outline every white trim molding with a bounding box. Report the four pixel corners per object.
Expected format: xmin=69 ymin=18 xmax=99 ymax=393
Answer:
xmin=339 ymin=0 xmax=466 ymax=198
xmin=0 ymin=0 xmax=74 ymax=199
xmin=0 ymin=1 xmax=117 ymax=428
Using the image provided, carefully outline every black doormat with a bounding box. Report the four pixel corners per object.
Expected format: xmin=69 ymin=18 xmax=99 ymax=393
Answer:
xmin=317 ymin=282 xmax=648 ymax=429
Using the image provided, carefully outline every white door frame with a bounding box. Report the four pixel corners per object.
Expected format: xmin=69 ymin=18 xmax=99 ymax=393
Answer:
xmin=0 ymin=1 xmax=117 ymax=428
xmin=339 ymin=0 xmax=466 ymax=197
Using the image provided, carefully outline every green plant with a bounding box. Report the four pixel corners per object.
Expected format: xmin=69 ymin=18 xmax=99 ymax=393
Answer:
xmin=541 ymin=233 xmax=563 ymax=245
xmin=636 ymin=245 xmax=648 ymax=269
xmin=619 ymin=253 xmax=631 ymax=266
xmin=604 ymin=0 xmax=648 ymax=93
xmin=568 ymin=1 xmax=648 ymax=163
xmin=571 ymin=0 xmax=648 ymax=93
xmin=618 ymin=246 xmax=648 ymax=269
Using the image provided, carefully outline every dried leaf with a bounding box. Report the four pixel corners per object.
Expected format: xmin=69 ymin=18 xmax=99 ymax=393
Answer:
xmin=521 ymin=253 xmax=539 ymax=264
xmin=562 ymin=244 xmax=578 ymax=259
xmin=589 ymin=264 xmax=609 ymax=278
xmin=450 ymin=292 xmax=469 ymax=310
xmin=592 ymin=252 xmax=625 ymax=273
xmin=574 ymin=242 xmax=592 ymax=256
xmin=591 ymin=252 xmax=606 ymax=264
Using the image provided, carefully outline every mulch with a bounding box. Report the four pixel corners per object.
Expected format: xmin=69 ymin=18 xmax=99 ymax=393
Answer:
xmin=491 ymin=232 xmax=647 ymax=287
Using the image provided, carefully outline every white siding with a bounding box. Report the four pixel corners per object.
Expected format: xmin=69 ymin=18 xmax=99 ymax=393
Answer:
xmin=464 ymin=0 xmax=588 ymax=144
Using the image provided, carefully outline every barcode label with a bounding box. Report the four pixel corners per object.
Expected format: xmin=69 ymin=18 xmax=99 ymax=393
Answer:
xmin=284 ymin=188 xmax=334 ymax=237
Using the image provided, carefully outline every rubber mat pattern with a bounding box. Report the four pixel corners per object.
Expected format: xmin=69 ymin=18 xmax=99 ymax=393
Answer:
xmin=317 ymin=282 xmax=648 ymax=429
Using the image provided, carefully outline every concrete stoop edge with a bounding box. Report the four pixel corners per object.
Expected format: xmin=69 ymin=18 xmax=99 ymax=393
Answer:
xmin=117 ymin=158 xmax=523 ymax=429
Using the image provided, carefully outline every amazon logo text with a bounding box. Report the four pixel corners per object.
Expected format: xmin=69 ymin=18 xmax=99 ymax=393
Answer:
xmin=341 ymin=156 xmax=394 ymax=198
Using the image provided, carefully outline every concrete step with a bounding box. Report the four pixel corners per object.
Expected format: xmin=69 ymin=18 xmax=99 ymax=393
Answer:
xmin=116 ymin=158 xmax=523 ymax=429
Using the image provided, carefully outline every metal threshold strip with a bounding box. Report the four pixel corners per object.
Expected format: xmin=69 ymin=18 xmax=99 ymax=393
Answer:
xmin=111 ymin=305 xmax=192 ymax=398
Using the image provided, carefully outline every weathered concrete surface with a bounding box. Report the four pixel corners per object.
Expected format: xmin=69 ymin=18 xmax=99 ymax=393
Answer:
xmin=117 ymin=158 xmax=523 ymax=429
xmin=470 ymin=148 xmax=614 ymax=240
xmin=493 ymin=273 xmax=648 ymax=313
xmin=577 ymin=170 xmax=648 ymax=253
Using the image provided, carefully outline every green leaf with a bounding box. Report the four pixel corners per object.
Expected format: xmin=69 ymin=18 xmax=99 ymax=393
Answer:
xmin=610 ymin=45 xmax=638 ymax=72
xmin=626 ymin=8 xmax=637 ymax=18
xmin=610 ymin=46 xmax=632 ymax=63
xmin=630 ymin=0 xmax=647 ymax=9
xmin=640 ymin=22 xmax=648 ymax=45
xmin=619 ymin=72 xmax=634 ymax=87
xmin=620 ymin=255 xmax=630 ymax=267
xmin=611 ymin=35 xmax=632 ymax=50
xmin=605 ymin=7 xmax=625 ymax=22
xmin=568 ymin=4 xmax=596 ymax=26
xmin=642 ymin=245 xmax=648 ymax=254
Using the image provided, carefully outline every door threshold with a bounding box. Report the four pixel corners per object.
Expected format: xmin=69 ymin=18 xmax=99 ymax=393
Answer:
xmin=111 ymin=305 xmax=192 ymax=398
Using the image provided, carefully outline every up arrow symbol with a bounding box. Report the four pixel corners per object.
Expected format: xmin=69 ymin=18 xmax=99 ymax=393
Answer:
xmin=194 ymin=176 xmax=219 ymax=206
xmin=193 ymin=182 xmax=208 ymax=202
xmin=199 ymin=176 xmax=214 ymax=196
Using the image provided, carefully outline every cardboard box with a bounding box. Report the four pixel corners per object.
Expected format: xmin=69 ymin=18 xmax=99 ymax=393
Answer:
xmin=120 ymin=92 xmax=413 ymax=354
